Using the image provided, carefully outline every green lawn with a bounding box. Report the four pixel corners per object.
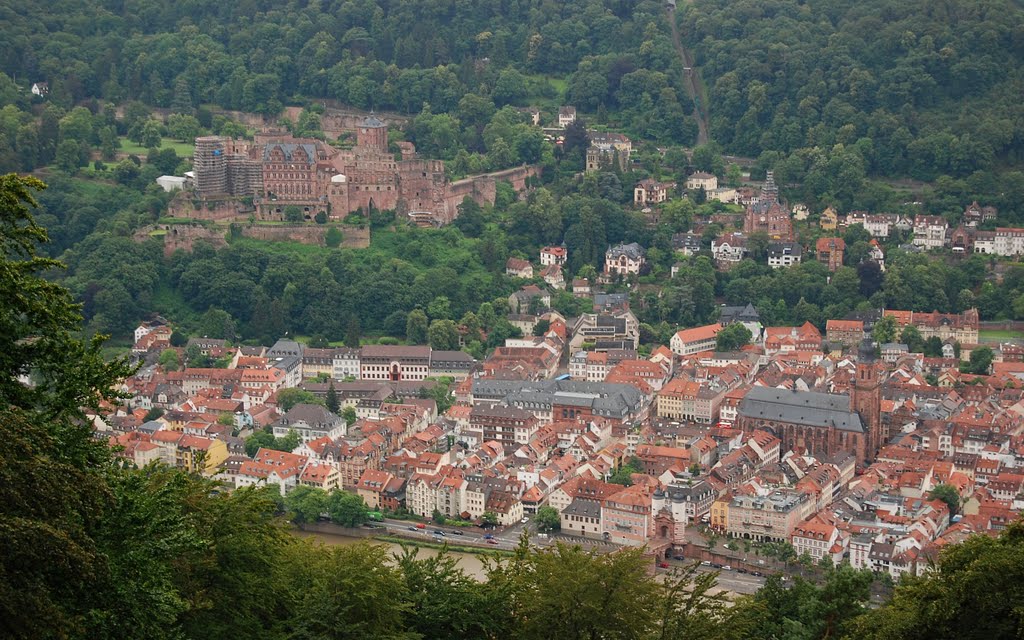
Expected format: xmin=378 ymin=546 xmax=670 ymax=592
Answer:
xmin=979 ymin=329 xmax=1023 ymax=340
xmin=523 ymin=74 xmax=569 ymax=110
xmin=118 ymin=136 xmax=196 ymax=157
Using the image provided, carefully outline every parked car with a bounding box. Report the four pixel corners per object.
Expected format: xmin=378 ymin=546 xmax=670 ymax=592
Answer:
xmin=710 ymin=562 xmax=722 ymax=569
xmin=658 ymin=562 xmax=670 ymax=569
xmin=701 ymin=560 xmax=711 ymax=566
xmin=521 ymin=517 xmax=529 ymax=524
xmin=751 ymin=571 xmax=763 ymax=577
xmin=722 ymin=565 xmax=732 ymax=571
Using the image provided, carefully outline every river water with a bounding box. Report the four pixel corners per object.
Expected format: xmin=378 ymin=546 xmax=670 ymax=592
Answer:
xmin=292 ymin=528 xmax=493 ymax=580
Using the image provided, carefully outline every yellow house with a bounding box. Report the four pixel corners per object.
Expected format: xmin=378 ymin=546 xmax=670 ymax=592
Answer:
xmin=176 ymin=435 xmax=229 ymax=475
xmin=820 ymin=207 xmax=838 ymax=230
xmin=710 ymin=495 xmax=730 ymax=532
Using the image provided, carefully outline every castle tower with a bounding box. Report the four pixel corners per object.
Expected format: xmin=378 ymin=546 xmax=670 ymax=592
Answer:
xmin=852 ymin=339 xmax=883 ymax=462
xmin=356 ymin=114 xmax=388 ymax=153
xmin=193 ymin=136 xmax=229 ymax=196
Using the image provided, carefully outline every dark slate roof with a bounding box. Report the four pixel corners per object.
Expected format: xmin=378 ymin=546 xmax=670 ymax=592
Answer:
xmin=593 ymin=293 xmax=630 ymax=310
xmin=738 ymin=386 xmax=864 ymax=433
xmin=768 ymin=241 xmax=802 ymax=257
xmin=563 ymin=497 xmax=602 ymax=519
xmin=268 ymin=339 xmax=303 ymax=358
xmin=672 ymin=232 xmax=702 ymax=250
xmin=363 ymin=115 xmax=385 ymax=128
xmin=430 ymin=350 xmax=476 ymax=369
xmin=661 ymin=480 xmax=714 ymax=502
xmin=473 ymin=379 xmax=643 ymax=418
xmin=720 ymin=303 xmax=760 ymax=324
xmin=606 ymin=242 xmax=645 ymax=260
xmin=279 ymin=403 xmax=340 ymax=427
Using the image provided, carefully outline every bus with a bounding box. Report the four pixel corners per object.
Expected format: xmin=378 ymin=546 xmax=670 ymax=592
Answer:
xmin=368 ymin=511 xmax=384 ymax=522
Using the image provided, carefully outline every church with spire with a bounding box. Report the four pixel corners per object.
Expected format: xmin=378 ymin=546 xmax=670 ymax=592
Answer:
xmin=735 ymin=338 xmax=886 ymax=467
xmin=743 ymin=170 xmax=794 ymax=240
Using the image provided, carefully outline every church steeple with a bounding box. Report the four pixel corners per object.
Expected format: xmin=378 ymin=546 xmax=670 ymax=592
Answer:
xmin=761 ymin=170 xmax=779 ymax=204
xmin=853 ymin=338 xmax=883 ymax=462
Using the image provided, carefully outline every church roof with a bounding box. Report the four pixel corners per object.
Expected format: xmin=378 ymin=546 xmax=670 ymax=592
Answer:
xmin=738 ymin=386 xmax=865 ymax=433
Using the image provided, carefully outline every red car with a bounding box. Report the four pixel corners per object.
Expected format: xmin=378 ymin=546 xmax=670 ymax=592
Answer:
xmin=415 ymin=523 xmax=426 ymax=529
xmin=658 ymin=562 xmax=670 ymax=569
xmin=486 ymin=538 xmax=500 ymax=545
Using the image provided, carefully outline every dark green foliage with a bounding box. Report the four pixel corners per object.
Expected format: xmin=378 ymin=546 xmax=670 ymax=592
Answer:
xmin=326 ymin=490 xmax=370 ymax=528
xmin=325 ymin=226 xmax=343 ymax=247
xmin=929 ymin=483 xmax=962 ymax=516
xmin=961 ymin=345 xmax=994 ymax=374
xmin=679 ymin=0 xmax=1024 ymax=214
xmin=276 ymin=389 xmax=322 ymax=412
xmin=244 ymin=428 xmax=302 ymax=457
xmin=850 ymin=521 xmax=1024 ymax=640
xmin=715 ymin=323 xmax=752 ymax=351
xmin=608 ymin=457 xmax=643 ymax=486
xmin=325 ymin=380 xmax=340 ymax=414
xmin=535 ymin=505 xmax=560 ymax=532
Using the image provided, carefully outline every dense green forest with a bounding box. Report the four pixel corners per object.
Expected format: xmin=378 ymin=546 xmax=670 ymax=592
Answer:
xmin=3 ymin=170 xmax=1024 ymax=640
xmin=679 ymin=0 xmax=1024 ymax=212
xmin=6 ymin=0 xmax=1023 ymax=208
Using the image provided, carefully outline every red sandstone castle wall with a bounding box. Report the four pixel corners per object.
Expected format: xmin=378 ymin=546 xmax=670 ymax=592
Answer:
xmin=134 ymin=223 xmax=371 ymax=256
xmin=443 ymin=165 xmax=542 ymax=224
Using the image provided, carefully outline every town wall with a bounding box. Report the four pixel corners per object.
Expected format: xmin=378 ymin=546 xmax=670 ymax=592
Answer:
xmin=134 ymin=224 xmax=228 ymax=256
xmin=444 ymin=165 xmax=542 ymax=222
xmin=167 ymin=193 xmax=254 ymax=221
xmin=239 ymin=224 xmax=369 ymax=248
xmin=321 ymin=109 xmax=410 ymax=139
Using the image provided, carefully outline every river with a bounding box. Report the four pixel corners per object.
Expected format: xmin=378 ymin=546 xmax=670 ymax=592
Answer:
xmin=292 ymin=528 xmax=493 ymax=580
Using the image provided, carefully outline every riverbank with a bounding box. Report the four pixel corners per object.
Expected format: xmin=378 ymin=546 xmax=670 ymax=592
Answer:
xmin=371 ymin=533 xmax=517 ymax=557
xmin=294 ymin=520 xmax=515 ymax=554
xmin=292 ymin=526 xmax=499 ymax=580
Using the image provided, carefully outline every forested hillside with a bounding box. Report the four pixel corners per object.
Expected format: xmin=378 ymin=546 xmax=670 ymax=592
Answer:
xmin=679 ymin=0 xmax=1024 ymax=211
xmin=0 ymin=0 xmax=698 ymax=146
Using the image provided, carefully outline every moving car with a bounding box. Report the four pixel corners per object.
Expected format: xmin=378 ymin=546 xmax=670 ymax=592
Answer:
xmin=483 ymin=533 xmax=495 ymax=540
xmin=451 ymin=530 xmax=464 ymax=536
xmin=407 ymin=526 xmax=418 ymax=532
xmin=486 ymin=538 xmax=499 ymax=545
xmin=433 ymin=530 xmax=446 ymax=537
xmin=415 ymin=523 xmax=426 ymax=529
